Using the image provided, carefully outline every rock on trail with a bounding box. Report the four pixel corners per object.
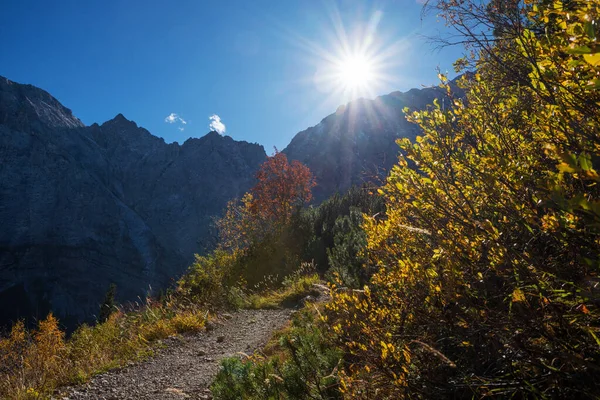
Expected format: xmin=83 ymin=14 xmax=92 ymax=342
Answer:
xmin=56 ymin=309 xmax=293 ymax=400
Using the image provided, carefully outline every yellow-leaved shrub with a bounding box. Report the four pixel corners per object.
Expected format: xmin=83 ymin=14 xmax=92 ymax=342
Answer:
xmin=325 ymin=1 xmax=600 ymax=397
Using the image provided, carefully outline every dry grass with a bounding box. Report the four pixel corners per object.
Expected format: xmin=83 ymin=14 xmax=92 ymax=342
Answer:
xmin=245 ymin=273 xmax=321 ymax=309
xmin=0 ymin=257 xmax=320 ymax=399
xmin=0 ymin=298 xmax=207 ymax=400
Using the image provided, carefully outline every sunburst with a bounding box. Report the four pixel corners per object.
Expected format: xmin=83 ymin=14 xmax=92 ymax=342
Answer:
xmin=335 ymin=52 xmax=376 ymax=92
xmin=274 ymin=5 xmax=409 ymax=124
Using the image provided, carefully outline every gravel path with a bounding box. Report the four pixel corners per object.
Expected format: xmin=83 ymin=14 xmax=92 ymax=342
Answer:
xmin=55 ymin=309 xmax=293 ymax=400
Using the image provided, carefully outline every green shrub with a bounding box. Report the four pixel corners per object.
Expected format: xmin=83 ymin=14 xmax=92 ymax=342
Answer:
xmin=212 ymin=309 xmax=341 ymax=400
xmin=326 ymin=208 xmax=369 ymax=288
xmin=177 ymin=249 xmax=240 ymax=306
xmin=297 ymin=185 xmax=384 ymax=273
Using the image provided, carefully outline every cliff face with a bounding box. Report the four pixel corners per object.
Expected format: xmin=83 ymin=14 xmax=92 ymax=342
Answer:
xmin=283 ymin=86 xmax=452 ymax=201
xmin=0 ymin=76 xmax=266 ymax=328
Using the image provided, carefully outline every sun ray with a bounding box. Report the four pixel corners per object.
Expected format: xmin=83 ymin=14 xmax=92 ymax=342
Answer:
xmin=268 ymin=3 xmax=412 ymax=132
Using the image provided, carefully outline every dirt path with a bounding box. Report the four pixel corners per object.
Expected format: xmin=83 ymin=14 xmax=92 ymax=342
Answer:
xmin=55 ymin=309 xmax=294 ymax=400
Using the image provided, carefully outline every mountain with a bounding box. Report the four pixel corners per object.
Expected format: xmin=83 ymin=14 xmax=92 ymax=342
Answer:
xmin=283 ymin=85 xmax=454 ymax=201
xmin=0 ymin=75 xmax=451 ymax=329
xmin=0 ymin=76 xmax=266 ymax=328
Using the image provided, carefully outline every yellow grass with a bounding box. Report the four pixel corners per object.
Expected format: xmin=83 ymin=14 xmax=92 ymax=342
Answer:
xmin=0 ymin=300 xmax=207 ymax=399
xmin=245 ymin=273 xmax=320 ymax=309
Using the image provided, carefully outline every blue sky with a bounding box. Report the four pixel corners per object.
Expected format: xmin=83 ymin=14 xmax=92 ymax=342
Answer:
xmin=0 ymin=0 xmax=463 ymax=151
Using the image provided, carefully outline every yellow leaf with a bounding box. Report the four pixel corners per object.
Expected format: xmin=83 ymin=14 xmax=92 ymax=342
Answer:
xmin=512 ymin=288 xmax=526 ymax=303
xmin=584 ymin=53 xmax=600 ymax=67
xmin=558 ymin=162 xmax=576 ymax=173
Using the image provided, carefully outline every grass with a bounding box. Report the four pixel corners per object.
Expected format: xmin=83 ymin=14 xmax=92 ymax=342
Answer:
xmin=0 ymin=296 xmax=207 ymax=400
xmin=0 ymin=260 xmax=322 ymax=399
xmin=210 ymin=304 xmax=341 ymax=400
xmin=245 ymin=273 xmax=321 ymax=309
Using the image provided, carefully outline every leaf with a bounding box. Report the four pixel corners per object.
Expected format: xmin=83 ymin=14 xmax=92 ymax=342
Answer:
xmin=587 ymin=79 xmax=600 ymax=89
xmin=584 ymin=53 xmax=600 ymax=67
xmin=579 ymin=153 xmax=593 ymax=171
xmin=584 ymin=21 xmax=596 ymax=39
xmin=512 ymin=288 xmax=526 ymax=303
xmin=588 ymin=329 xmax=600 ymax=347
xmin=557 ymin=162 xmax=576 ymax=173
xmin=566 ymin=45 xmax=592 ymax=55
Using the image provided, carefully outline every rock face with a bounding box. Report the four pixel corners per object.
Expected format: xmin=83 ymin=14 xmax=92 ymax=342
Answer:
xmin=0 ymin=76 xmax=266 ymax=329
xmin=283 ymin=85 xmax=455 ymax=201
xmin=0 ymin=75 xmax=449 ymax=329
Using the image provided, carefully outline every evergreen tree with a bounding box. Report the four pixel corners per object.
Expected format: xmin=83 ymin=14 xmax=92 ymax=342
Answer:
xmin=98 ymin=283 xmax=116 ymax=323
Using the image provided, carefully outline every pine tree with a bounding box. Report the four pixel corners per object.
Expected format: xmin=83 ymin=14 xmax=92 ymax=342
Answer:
xmin=98 ymin=283 xmax=116 ymax=323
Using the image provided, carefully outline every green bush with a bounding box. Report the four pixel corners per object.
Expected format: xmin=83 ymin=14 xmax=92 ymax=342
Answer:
xmin=211 ymin=309 xmax=341 ymax=400
xmin=326 ymin=208 xmax=369 ymax=288
xmin=177 ymin=249 xmax=240 ymax=306
xmin=297 ymin=186 xmax=384 ymax=273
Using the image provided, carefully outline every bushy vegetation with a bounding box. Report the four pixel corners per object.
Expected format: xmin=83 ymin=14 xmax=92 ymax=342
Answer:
xmin=326 ymin=1 xmax=600 ymax=397
xmin=199 ymin=151 xmax=383 ymax=296
xmin=0 ymin=297 xmax=206 ymax=399
xmin=211 ymin=307 xmax=341 ymax=400
xmin=297 ymin=185 xmax=385 ymax=279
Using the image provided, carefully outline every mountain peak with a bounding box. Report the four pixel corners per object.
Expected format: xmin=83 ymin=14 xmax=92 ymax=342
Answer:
xmin=102 ymin=113 xmax=137 ymax=127
xmin=205 ymin=130 xmax=225 ymax=139
xmin=283 ymin=82 xmax=455 ymax=201
xmin=0 ymin=76 xmax=84 ymax=130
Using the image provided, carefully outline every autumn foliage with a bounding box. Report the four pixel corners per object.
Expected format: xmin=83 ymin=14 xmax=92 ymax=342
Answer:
xmin=212 ymin=2 xmax=600 ymax=397
xmin=250 ymin=151 xmax=316 ymax=222
xmin=0 ymin=303 xmax=207 ymax=399
xmin=323 ymin=1 xmax=600 ymax=398
xmin=217 ymin=152 xmax=315 ymax=250
xmin=212 ymin=152 xmax=316 ymax=287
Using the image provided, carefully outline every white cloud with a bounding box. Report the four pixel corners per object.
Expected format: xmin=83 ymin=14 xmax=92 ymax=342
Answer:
xmin=209 ymin=114 xmax=226 ymax=135
xmin=178 ymin=126 xmax=185 ymax=131
xmin=164 ymin=113 xmax=187 ymax=125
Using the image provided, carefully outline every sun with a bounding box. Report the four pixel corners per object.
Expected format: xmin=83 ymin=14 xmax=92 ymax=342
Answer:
xmin=336 ymin=54 xmax=375 ymax=90
xmin=293 ymin=8 xmax=406 ymax=104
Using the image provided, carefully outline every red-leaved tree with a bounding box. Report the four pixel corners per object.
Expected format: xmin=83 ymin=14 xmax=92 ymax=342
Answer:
xmin=250 ymin=151 xmax=315 ymax=223
xmin=217 ymin=151 xmax=315 ymax=252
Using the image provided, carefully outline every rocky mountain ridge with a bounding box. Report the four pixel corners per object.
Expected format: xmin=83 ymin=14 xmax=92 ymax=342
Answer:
xmin=283 ymin=84 xmax=458 ymax=201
